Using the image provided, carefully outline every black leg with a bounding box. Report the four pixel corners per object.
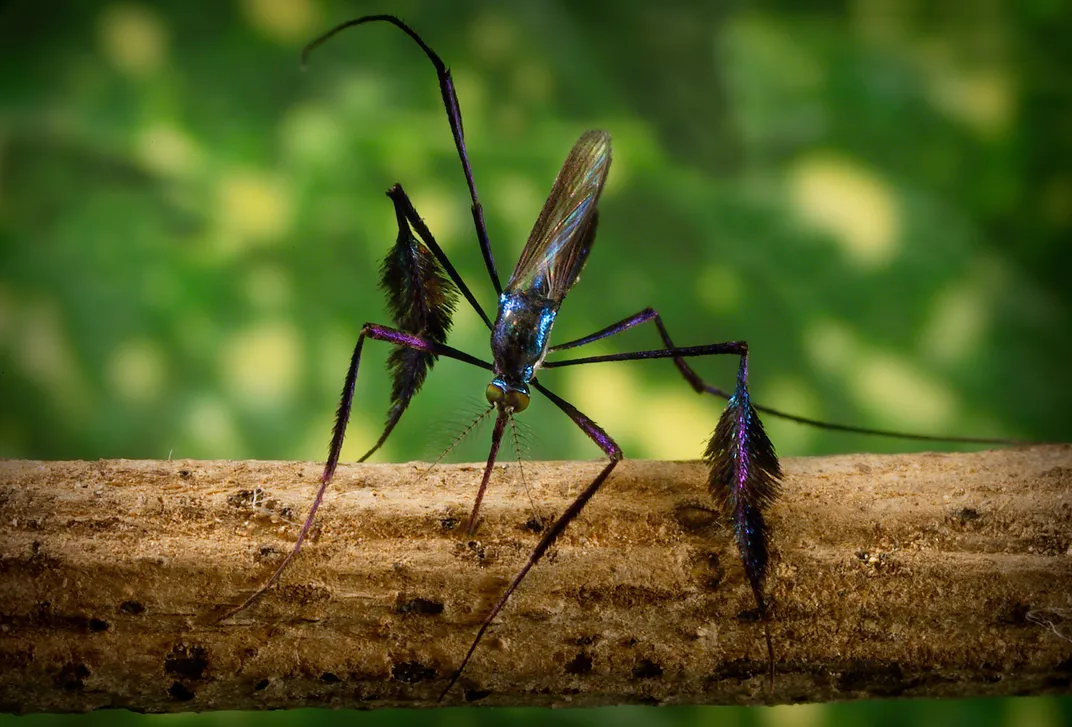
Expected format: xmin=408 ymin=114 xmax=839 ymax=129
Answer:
xmin=303 ymin=15 xmax=503 ymax=296
xmin=547 ymin=307 xmax=1018 ymax=445
xmin=389 ymin=184 xmax=493 ymax=331
xmin=223 ymin=324 xmax=492 ymax=619
xmin=439 ymin=380 xmax=622 ymax=700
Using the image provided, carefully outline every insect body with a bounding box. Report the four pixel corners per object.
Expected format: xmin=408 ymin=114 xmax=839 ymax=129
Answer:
xmin=227 ymin=14 xmax=1012 ymax=698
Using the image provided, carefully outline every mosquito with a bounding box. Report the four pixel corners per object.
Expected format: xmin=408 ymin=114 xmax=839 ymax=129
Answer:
xmin=224 ymin=15 xmax=1018 ymax=698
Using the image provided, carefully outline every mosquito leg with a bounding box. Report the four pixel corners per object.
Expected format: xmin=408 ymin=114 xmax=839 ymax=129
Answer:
xmin=389 ymin=184 xmax=493 ymax=331
xmin=222 ymin=324 xmax=492 ymax=619
xmin=548 ymin=308 xmax=1020 ymax=445
xmin=439 ymin=380 xmax=622 ymax=700
xmin=303 ymin=15 xmax=503 ymax=295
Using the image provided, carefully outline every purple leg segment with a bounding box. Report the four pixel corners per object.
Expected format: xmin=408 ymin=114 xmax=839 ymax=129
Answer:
xmin=547 ymin=307 xmax=1017 ymax=445
xmin=223 ymin=322 xmax=492 ymax=619
xmin=439 ymin=380 xmax=622 ymax=699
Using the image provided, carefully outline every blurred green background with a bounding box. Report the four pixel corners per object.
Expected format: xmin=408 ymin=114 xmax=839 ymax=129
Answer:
xmin=1 ymin=0 xmax=1068 ymax=725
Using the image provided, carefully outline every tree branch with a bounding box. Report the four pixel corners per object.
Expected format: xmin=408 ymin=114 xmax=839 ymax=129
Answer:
xmin=1 ymin=446 xmax=1070 ymax=712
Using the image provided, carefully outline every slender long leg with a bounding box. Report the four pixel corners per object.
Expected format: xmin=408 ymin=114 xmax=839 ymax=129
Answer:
xmin=548 ymin=307 xmax=1020 ymax=446
xmin=303 ymin=15 xmax=503 ymax=296
xmin=223 ymin=324 xmax=492 ymax=618
xmin=439 ymin=381 xmax=622 ymax=700
xmin=389 ymin=184 xmax=493 ymax=331
xmin=466 ymin=409 xmax=509 ymax=536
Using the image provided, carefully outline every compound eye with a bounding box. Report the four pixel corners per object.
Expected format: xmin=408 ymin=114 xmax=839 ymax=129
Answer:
xmin=485 ymin=383 xmax=504 ymax=406
xmin=505 ymin=390 xmax=530 ymax=413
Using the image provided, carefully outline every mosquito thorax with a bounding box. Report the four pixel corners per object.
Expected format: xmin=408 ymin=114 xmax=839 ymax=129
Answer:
xmin=490 ymin=290 xmax=559 ymax=387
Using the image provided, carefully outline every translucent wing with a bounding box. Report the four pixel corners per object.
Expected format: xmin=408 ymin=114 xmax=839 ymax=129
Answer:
xmin=505 ymin=130 xmax=611 ymax=302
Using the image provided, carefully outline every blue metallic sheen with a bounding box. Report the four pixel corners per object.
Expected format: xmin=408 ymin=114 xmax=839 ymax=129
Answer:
xmin=489 ymin=290 xmax=559 ymax=391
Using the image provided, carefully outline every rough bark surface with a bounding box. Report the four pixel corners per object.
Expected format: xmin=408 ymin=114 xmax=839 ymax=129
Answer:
xmin=0 ymin=446 xmax=1070 ymax=712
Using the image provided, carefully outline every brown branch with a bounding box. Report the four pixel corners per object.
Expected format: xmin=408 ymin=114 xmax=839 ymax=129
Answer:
xmin=1 ymin=446 xmax=1070 ymax=712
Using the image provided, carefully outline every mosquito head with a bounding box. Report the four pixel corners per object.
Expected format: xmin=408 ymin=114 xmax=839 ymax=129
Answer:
xmin=485 ymin=378 xmax=530 ymax=413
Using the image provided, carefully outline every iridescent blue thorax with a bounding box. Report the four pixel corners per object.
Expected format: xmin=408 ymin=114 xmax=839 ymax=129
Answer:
xmin=489 ymin=290 xmax=558 ymax=394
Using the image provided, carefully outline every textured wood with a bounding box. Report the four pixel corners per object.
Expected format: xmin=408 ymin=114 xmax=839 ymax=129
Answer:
xmin=0 ymin=446 xmax=1070 ymax=712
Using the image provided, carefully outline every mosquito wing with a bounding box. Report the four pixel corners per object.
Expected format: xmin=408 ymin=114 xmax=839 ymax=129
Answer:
xmin=505 ymin=130 xmax=611 ymax=302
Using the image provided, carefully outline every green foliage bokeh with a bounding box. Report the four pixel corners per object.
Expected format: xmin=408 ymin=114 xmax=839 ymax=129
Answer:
xmin=1 ymin=0 xmax=1069 ymax=725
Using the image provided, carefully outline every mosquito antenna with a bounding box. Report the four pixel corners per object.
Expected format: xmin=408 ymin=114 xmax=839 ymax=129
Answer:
xmin=416 ymin=405 xmax=495 ymax=482
xmin=509 ymin=416 xmax=544 ymax=532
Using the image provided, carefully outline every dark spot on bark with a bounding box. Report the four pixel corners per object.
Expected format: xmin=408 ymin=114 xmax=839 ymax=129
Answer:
xmin=119 ymin=600 xmax=145 ymax=615
xmin=521 ymin=517 xmax=544 ymax=533
xmin=395 ymin=596 xmax=444 ymax=616
xmin=179 ymin=469 xmax=191 ymax=478
xmin=440 ymin=517 xmax=459 ymax=530
xmin=227 ymin=490 xmax=256 ymax=508
xmin=165 ymin=645 xmax=208 ymax=680
xmin=996 ymin=600 xmax=1031 ymax=625
xmin=633 ymin=659 xmax=663 ymax=679
xmin=464 ymin=688 xmax=491 ymax=702
xmin=956 ymin=507 xmax=981 ymax=523
xmin=391 ymin=661 xmax=436 ymax=684
xmin=574 ymin=634 xmax=599 ymax=646
xmin=564 ymin=652 xmax=592 ymax=675
xmin=737 ymin=607 xmax=762 ymax=623
xmin=253 ymin=679 xmax=270 ymax=691
xmin=244 ymin=648 xmax=258 ymax=659
xmin=672 ymin=504 xmax=720 ymax=535
xmin=256 ymin=545 xmax=282 ymax=562
xmin=168 ymin=682 xmax=195 ymax=701
xmin=709 ymin=658 xmax=761 ymax=681
xmin=837 ymin=661 xmax=904 ymax=693
xmin=467 ymin=541 xmax=486 ymax=560
xmin=88 ymin=618 xmax=109 ymax=632
xmin=320 ymin=672 xmax=341 ymax=684
xmin=692 ymin=551 xmax=724 ymax=589
xmin=55 ymin=662 xmax=89 ymax=691
xmin=621 ymin=637 xmax=638 ymax=648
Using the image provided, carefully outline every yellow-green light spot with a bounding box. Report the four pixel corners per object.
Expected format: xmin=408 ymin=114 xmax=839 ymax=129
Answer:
xmin=222 ymin=321 xmax=302 ymax=409
xmin=470 ymin=13 xmax=517 ymax=64
xmin=98 ymin=3 xmax=167 ymax=77
xmin=279 ymin=103 xmax=343 ymax=166
xmin=1004 ymin=696 xmax=1063 ymax=727
xmin=136 ymin=123 xmax=203 ymax=178
xmin=696 ymin=265 xmax=742 ymax=315
xmin=789 ymin=153 xmax=900 ymax=269
xmin=564 ymin=365 xmax=645 ymax=450
xmin=107 ymin=338 xmax=166 ymax=404
xmin=15 ymin=300 xmax=90 ymax=417
xmin=759 ymin=377 xmax=820 ymax=456
xmin=760 ymin=703 xmax=828 ymax=727
xmin=241 ymin=0 xmax=318 ymax=44
xmin=850 ymin=352 xmax=957 ymax=430
xmin=185 ymin=396 xmax=245 ymax=458
xmin=804 ymin=318 xmax=860 ymax=376
xmin=916 ymin=40 xmax=1016 ymax=140
xmin=635 ymin=388 xmax=713 ymax=461
xmin=491 ymin=174 xmax=543 ymax=251
xmin=410 ymin=187 xmax=463 ymax=252
xmin=243 ymin=265 xmax=293 ymax=311
xmin=513 ymin=60 xmax=554 ymax=105
xmin=920 ymin=277 xmax=989 ymax=365
xmin=215 ymin=170 xmax=294 ymax=253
